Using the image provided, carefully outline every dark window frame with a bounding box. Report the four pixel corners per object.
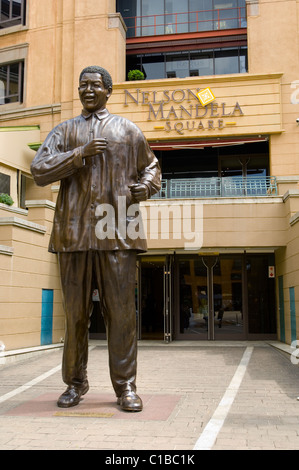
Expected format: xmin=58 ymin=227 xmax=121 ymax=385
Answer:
xmin=117 ymin=0 xmax=247 ymax=38
xmin=127 ymin=46 xmax=247 ymax=80
xmin=0 ymin=0 xmax=26 ymax=29
xmin=0 ymin=172 xmax=11 ymax=195
xmin=0 ymin=60 xmax=24 ymax=105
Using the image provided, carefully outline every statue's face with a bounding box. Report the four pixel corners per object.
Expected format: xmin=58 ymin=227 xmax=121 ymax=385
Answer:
xmin=78 ymin=72 xmax=111 ymax=113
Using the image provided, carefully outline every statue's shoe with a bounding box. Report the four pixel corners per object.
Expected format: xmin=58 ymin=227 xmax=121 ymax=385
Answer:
xmin=57 ymin=383 xmax=89 ymax=408
xmin=117 ymin=391 xmax=143 ymax=412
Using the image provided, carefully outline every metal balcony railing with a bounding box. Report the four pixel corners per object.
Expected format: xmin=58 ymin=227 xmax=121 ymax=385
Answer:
xmin=152 ymin=176 xmax=277 ymax=199
xmin=124 ymin=7 xmax=247 ymax=38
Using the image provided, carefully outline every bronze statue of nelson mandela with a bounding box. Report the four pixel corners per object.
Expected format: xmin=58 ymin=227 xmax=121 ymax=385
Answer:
xmin=31 ymin=66 xmax=161 ymax=411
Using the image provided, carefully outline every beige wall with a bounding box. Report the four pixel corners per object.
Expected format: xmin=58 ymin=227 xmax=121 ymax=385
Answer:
xmin=0 ymin=128 xmax=40 ymax=173
xmin=276 ymin=191 xmax=299 ymax=344
xmin=247 ymin=0 xmax=299 ymax=177
xmin=247 ymin=0 xmax=299 ymax=342
xmin=141 ymin=197 xmax=286 ymax=251
xmin=0 ymin=202 xmax=64 ymax=350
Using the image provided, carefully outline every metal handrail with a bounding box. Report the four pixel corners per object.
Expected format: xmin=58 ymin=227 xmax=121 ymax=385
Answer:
xmin=124 ymin=7 xmax=247 ymax=38
xmin=152 ymin=176 xmax=277 ymax=199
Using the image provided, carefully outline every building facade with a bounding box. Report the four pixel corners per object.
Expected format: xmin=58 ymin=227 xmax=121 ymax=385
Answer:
xmin=0 ymin=0 xmax=299 ymax=349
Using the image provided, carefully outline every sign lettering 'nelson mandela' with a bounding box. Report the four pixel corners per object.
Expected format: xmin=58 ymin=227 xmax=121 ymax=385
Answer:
xmin=124 ymin=88 xmax=244 ymax=135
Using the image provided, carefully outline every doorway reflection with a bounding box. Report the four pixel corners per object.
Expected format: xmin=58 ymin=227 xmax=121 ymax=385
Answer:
xmin=178 ymin=255 xmax=244 ymax=339
xmin=179 ymin=257 xmax=208 ymax=338
xmin=214 ymin=257 xmax=243 ymax=338
xmin=139 ymin=257 xmax=164 ymax=340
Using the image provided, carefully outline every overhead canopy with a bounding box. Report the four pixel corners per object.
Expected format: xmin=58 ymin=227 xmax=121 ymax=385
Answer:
xmin=149 ymin=136 xmax=269 ymax=151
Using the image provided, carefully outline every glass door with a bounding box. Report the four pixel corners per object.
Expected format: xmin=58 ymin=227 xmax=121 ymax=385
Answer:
xmin=138 ymin=256 xmax=164 ymax=340
xmin=246 ymin=254 xmax=276 ymax=337
xmin=177 ymin=254 xmax=245 ymax=340
xmin=164 ymin=254 xmax=173 ymax=342
xmin=202 ymin=256 xmax=218 ymax=340
xmin=213 ymin=256 xmax=244 ymax=339
xmin=178 ymin=256 xmax=208 ymax=339
xmin=138 ymin=255 xmax=175 ymax=341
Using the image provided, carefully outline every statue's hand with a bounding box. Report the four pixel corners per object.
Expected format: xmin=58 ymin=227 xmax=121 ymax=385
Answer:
xmin=81 ymin=138 xmax=108 ymax=157
xmin=128 ymin=183 xmax=149 ymax=202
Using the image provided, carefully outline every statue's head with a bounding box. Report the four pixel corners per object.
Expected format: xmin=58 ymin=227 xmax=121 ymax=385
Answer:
xmin=78 ymin=66 xmax=113 ymax=113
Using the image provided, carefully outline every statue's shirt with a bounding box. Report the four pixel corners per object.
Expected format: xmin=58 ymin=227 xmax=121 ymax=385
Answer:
xmin=31 ymin=109 xmax=161 ymax=252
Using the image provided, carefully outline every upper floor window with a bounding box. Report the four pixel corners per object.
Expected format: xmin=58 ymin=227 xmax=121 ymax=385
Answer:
xmin=0 ymin=171 xmax=10 ymax=195
xmin=117 ymin=0 xmax=247 ymax=38
xmin=0 ymin=61 xmax=24 ymax=104
xmin=0 ymin=0 xmax=26 ymax=30
xmin=127 ymin=47 xmax=247 ymax=80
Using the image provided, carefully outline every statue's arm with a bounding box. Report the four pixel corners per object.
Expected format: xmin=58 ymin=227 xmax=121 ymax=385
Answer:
xmin=31 ymin=123 xmax=109 ymax=187
xmin=137 ymin=137 xmax=161 ymax=199
xmin=30 ymin=126 xmax=85 ymax=187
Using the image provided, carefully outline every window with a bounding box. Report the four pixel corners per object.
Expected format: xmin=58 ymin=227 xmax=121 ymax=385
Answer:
xmin=18 ymin=172 xmax=33 ymax=209
xmin=117 ymin=0 xmax=246 ymax=37
xmin=139 ymin=0 xmax=164 ymax=36
xmin=189 ymin=0 xmax=213 ymax=32
xmin=0 ymin=61 xmax=24 ymax=104
xmin=127 ymin=47 xmax=247 ymax=80
xmin=190 ymin=50 xmax=214 ymax=76
xmin=166 ymin=52 xmax=189 ymax=79
xmin=0 ymin=172 xmax=10 ymax=194
xmin=136 ymin=54 xmax=165 ymax=80
xmin=0 ymin=0 xmax=26 ymax=29
xmin=157 ymin=141 xmax=269 ymax=180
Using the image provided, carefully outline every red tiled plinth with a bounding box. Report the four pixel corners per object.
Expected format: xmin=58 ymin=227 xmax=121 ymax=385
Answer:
xmin=4 ymin=393 xmax=181 ymax=421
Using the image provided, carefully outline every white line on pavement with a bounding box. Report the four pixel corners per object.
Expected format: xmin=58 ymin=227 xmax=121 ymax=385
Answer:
xmin=0 ymin=364 xmax=62 ymax=404
xmin=193 ymin=346 xmax=254 ymax=451
xmin=0 ymin=345 xmax=96 ymax=405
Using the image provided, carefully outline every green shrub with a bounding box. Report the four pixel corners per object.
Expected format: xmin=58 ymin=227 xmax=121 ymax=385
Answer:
xmin=0 ymin=193 xmax=14 ymax=206
xmin=127 ymin=70 xmax=145 ymax=81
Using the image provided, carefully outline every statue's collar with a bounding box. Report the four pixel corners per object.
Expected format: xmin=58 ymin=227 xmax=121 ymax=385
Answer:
xmin=81 ymin=108 xmax=110 ymax=120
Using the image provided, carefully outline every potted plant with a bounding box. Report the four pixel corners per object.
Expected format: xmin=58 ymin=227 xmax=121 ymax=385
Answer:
xmin=0 ymin=193 xmax=14 ymax=206
xmin=127 ymin=70 xmax=145 ymax=81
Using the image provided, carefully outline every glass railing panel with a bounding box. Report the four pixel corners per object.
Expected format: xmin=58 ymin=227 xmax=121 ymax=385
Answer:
xmin=151 ymin=177 xmax=277 ymax=199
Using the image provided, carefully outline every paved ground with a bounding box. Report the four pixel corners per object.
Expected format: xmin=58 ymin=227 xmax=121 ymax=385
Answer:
xmin=0 ymin=340 xmax=299 ymax=451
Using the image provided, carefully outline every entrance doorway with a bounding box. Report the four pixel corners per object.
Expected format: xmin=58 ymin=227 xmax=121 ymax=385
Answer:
xmin=138 ymin=256 xmax=165 ymax=340
xmin=138 ymin=255 xmax=174 ymax=341
xmin=177 ymin=253 xmax=276 ymax=340
xmin=90 ymin=252 xmax=277 ymax=341
xmin=177 ymin=255 xmax=244 ymax=339
xmin=137 ymin=252 xmax=277 ymax=341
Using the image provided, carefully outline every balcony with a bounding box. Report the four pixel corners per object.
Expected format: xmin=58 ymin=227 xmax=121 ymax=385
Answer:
xmin=152 ymin=176 xmax=277 ymax=199
xmin=124 ymin=7 xmax=247 ymax=38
